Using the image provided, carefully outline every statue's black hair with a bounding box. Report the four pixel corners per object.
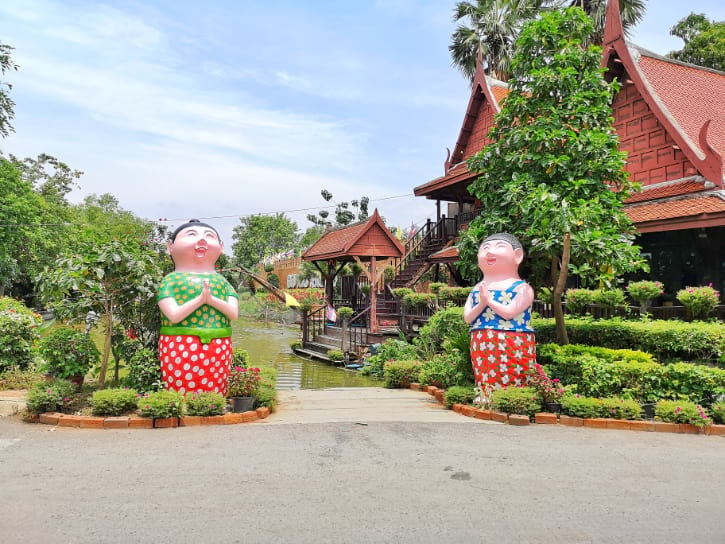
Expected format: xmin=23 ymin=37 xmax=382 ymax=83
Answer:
xmin=169 ymin=219 xmax=220 ymax=242
xmin=480 ymin=232 xmax=523 ymax=251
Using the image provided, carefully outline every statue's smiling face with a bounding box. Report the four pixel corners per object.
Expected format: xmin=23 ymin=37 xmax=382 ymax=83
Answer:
xmin=478 ymin=239 xmax=520 ymax=276
xmin=168 ymin=226 xmax=223 ymax=269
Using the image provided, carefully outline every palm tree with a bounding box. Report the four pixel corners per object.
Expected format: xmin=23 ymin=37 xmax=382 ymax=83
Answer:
xmin=558 ymin=0 xmax=647 ymax=45
xmin=449 ymin=0 xmax=543 ymax=83
xmin=449 ymin=0 xmax=647 ymax=83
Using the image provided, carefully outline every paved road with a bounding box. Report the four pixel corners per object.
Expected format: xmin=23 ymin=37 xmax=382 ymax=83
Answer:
xmin=1 ymin=388 xmax=724 ymax=543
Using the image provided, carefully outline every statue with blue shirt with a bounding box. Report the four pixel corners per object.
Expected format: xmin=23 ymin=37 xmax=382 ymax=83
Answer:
xmin=463 ymin=233 xmax=536 ymax=393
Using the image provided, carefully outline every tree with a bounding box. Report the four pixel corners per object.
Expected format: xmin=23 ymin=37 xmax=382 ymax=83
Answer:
xmin=458 ymin=7 xmax=647 ymax=344
xmin=0 ymin=41 xmax=18 ymax=138
xmin=0 ymin=159 xmax=43 ymax=296
xmin=450 ymin=0 xmax=543 ymax=82
xmin=306 ymin=189 xmax=369 ymax=227
xmin=450 ymin=0 xmax=646 ymax=82
xmin=668 ymin=13 xmax=725 ymax=71
xmin=37 ymin=239 xmax=162 ymax=388
xmin=232 ymin=213 xmax=298 ymax=268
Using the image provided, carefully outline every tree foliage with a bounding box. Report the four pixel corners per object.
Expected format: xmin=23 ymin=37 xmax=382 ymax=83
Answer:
xmin=37 ymin=239 xmax=163 ymax=388
xmin=306 ymin=189 xmax=369 ymax=227
xmin=231 ymin=213 xmax=298 ymax=268
xmin=667 ymin=13 xmax=725 ymax=71
xmin=458 ymin=7 xmax=647 ymax=343
xmin=450 ymin=0 xmax=646 ymax=82
xmin=0 ymin=41 xmax=18 ymax=138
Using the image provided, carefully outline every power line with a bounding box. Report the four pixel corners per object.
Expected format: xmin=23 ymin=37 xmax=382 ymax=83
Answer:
xmin=154 ymin=193 xmax=416 ymax=223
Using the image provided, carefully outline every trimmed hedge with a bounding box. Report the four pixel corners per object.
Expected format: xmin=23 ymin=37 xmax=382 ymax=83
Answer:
xmin=383 ymin=359 xmax=421 ymax=388
xmin=533 ymin=317 xmax=725 ymax=363
xmin=444 ymin=385 xmax=477 ymax=408
xmin=561 ymin=395 xmax=642 ymax=420
xmin=539 ymin=343 xmax=725 ymax=405
xmin=491 ymin=387 xmax=541 ymax=416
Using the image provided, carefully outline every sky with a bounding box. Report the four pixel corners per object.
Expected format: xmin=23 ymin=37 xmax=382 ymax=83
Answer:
xmin=1 ymin=0 xmax=724 ymax=252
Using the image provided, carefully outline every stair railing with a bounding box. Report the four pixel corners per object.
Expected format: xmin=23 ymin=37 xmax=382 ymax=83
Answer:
xmin=347 ymin=306 xmax=370 ymax=356
xmin=304 ymin=304 xmax=326 ymax=349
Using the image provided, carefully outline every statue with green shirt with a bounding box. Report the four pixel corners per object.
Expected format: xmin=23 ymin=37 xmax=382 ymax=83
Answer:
xmin=157 ymin=220 xmax=238 ymax=395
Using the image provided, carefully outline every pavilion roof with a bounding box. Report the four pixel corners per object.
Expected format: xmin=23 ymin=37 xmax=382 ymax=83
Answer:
xmin=301 ymin=209 xmax=404 ymax=262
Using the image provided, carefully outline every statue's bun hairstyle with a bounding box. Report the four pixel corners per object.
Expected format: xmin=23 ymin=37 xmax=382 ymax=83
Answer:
xmin=480 ymin=232 xmax=523 ymax=251
xmin=170 ymin=219 xmax=220 ymax=242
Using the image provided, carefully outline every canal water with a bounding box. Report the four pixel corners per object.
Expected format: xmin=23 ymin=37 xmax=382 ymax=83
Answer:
xmin=231 ymin=318 xmax=380 ymax=390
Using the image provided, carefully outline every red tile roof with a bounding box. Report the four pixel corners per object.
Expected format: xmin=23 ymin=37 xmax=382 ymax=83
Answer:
xmin=414 ymin=161 xmax=474 ymax=196
xmin=626 ymin=192 xmax=725 ymax=225
xmin=302 ymin=221 xmax=368 ymax=260
xmin=626 ymin=178 xmax=712 ymax=203
xmin=428 ymin=245 xmax=459 ymax=262
xmin=636 ymin=49 xmax=725 ymax=161
xmin=301 ymin=209 xmax=404 ymax=261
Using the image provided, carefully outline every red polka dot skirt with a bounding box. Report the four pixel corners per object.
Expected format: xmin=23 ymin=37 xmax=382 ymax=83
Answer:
xmin=470 ymin=329 xmax=536 ymax=389
xmin=159 ymin=335 xmax=232 ymax=395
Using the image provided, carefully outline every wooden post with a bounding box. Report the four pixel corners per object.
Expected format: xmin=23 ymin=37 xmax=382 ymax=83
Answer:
xmin=370 ymin=256 xmax=378 ymax=333
xmin=301 ymin=310 xmax=309 ymax=347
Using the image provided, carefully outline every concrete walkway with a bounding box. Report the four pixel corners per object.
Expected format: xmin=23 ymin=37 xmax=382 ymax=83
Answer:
xmin=267 ymin=387 xmax=490 ymax=425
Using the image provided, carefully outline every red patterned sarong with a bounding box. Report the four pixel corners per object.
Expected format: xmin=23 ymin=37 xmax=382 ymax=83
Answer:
xmin=470 ymin=329 xmax=536 ymax=389
xmin=158 ymin=335 xmax=232 ymax=395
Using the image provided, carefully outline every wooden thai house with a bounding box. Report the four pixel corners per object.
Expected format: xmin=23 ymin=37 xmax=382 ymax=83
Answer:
xmin=412 ymin=0 xmax=724 ymax=295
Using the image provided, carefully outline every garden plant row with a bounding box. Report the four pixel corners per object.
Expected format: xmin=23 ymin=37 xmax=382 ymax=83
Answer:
xmin=411 ymin=383 xmax=725 ymax=436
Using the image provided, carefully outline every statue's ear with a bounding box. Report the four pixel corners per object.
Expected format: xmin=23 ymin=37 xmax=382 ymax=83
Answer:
xmin=166 ymin=240 xmax=173 ymax=255
xmin=514 ymin=247 xmax=524 ymax=265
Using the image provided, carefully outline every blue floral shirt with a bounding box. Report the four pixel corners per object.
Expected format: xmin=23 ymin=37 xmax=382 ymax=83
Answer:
xmin=470 ymin=280 xmax=534 ymax=333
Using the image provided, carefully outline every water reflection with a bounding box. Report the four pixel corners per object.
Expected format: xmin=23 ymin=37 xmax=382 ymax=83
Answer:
xmin=231 ymin=318 xmax=380 ymax=390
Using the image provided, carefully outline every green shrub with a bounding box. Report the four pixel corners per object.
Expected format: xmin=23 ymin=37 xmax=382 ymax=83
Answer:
xmin=38 ymin=327 xmax=99 ymax=379
xmin=0 ymin=298 xmax=42 ymax=372
xmin=564 ymin=288 xmax=596 ymax=316
xmin=429 ymin=282 xmax=447 ymax=294
xmin=659 ymin=362 xmax=725 ymax=405
xmin=441 ymin=329 xmax=475 ymax=385
xmin=336 ymin=306 xmax=354 ymax=320
xmin=438 ymin=286 xmax=472 ymax=305
xmin=532 ymin=317 xmax=725 ymax=363
xmin=539 ymin=342 xmax=725 ymax=404
xmin=655 ymin=399 xmax=711 ymax=427
xmin=677 ymin=285 xmax=720 ymax=321
xmin=289 ymin=339 xmax=302 ymax=351
xmin=402 ymin=292 xmax=434 ymax=308
xmin=137 ymin=389 xmax=185 ymax=418
xmin=185 ymin=391 xmax=225 ymax=416
xmin=491 ymin=387 xmax=541 ymax=416
xmin=0 ymin=366 xmax=44 ymax=390
xmin=600 ymin=397 xmax=642 ymax=420
xmin=415 ymin=306 xmax=468 ymax=357
xmin=266 ymin=272 xmax=280 ymax=288
xmin=444 ymin=385 xmax=477 ymax=408
xmin=124 ymin=347 xmax=162 ymax=393
xmin=233 ymin=349 xmax=250 ymax=367
xmin=627 ymin=280 xmax=664 ymax=306
xmin=383 ymin=359 xmax=421 ymax=388
xmin=255 ymin=381 xmax=278 ymax=410
xmin=360 ymin=339 xmax=417 ymax=378
xmin=419 ymin=353 xmax=466 ymax=389
xmin=91 ymin=388 xmax=139 ymax=416
xmin=561 ymin=395 xmax=601 ymax=419
xmin=592 ymin=288 xmax=626 ymax=310
xmin=392 ymin=288 xmax=413 ymax=299
xmin=710 ymin=403 xmax=725 ymax=424
xmin=327 ymin=349 xmax=344 ymax=362
xmin=26 ymin=379 xmax=76 ymax=414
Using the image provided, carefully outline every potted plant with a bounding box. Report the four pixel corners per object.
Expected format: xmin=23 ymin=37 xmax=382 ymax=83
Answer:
xmin=626 ymin=280 xmax=664 ymax=315
xmin=226 ymin=366 xmax=261 ymax=412
xmin=526 ymin=363 xmax=564 ymax=413
xmin=38 ymin=326 xmax=100 ymax=387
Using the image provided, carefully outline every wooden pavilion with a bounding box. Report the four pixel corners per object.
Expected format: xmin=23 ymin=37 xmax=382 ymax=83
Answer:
xmin=298 ymin=210 xmax=404 ymax=361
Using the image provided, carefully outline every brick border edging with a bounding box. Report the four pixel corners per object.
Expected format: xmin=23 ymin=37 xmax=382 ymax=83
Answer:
xmin=33 ymin=406 xmax=272 ymax=429
xmin=411 ymin=383 xmax=725 ymax=436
